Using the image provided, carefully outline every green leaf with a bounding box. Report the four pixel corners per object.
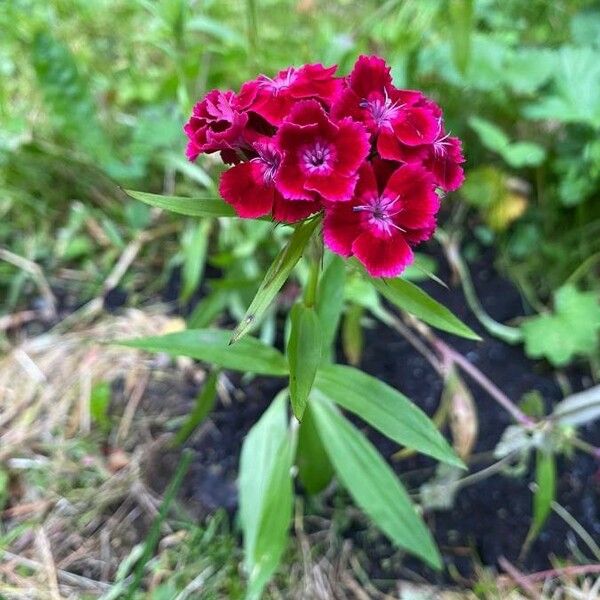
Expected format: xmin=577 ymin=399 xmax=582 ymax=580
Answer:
xmin=180 ymin=219 xmax=211 ymax=303
xmin=124 ymin=189 xmax=235 ymax=218
xmin=90 ymin=381 xmax=111 ymax=432
xmin=296 ymin=404 xmax=334 ymax=494
xmin=526 ymin=450 xmax=556 ymax=545
xmin=187 ymin=289 xmax=229 ymax=328
xmin=314 ymin=364 xmax=464 ymax=469
xmin=124 ymin=450 xmax=193 ymax=600
xmin=316 ymin=255 xmax=346 ymax=352
xmin=342 ymin=303 xmax=364 ymax=365
xmin=371 ymin=277 xmax=480 ymax=340
xmin=448 ymin=0 xmax=474 ymax=75
xmin=521 ymin=285 xmax=600 ymax=366
xmin=239 ymin=393 xmax=295 ymax=599
xmin=469 ymin=117 xmax=545 ymax=168
xmin=172 ymin=371 xmax=219 ymax=447
xmin=118 ymin=329 xmax=288 ymax=376
xmin=523 ymin=46 xmax=600 ymax=128
xmin=287 ymin=304 xmax=322 ymax=420
xmin=311 ymin=394 xmax=441 ymax=569
xmin=231 ymin=218 xmax=319 ymax=343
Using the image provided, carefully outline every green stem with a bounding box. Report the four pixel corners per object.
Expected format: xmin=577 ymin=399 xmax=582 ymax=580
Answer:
xmin=303 ymin=254 xmax=320 ymax=308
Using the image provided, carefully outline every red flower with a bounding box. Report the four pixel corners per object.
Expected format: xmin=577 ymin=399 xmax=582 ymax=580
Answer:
xmin=274 ymin=100 xmax=369 ymax=202
xmin=323 ymin=161 xmax=440 ymax=277
xmin=424 ymin=130 xmax=465 ymax=192
xmin=237 ymin=63 xmax=343 ymax=126
xmin=332 ymin=55 xmax=439 ymax=153
xmin=184 ymin=90 xmax=248 ymax=161
xmin=219 ymin=140 xmax=320 ymax=222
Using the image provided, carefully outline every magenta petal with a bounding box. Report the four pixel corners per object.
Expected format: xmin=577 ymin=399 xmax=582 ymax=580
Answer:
xmin=275 ymin=158 xmax=313 ymax=200
xmin=306 ymin=171 xmax=357 ymax=202
xmin=393 ymin=106 xmax=438 ymax=146
xmin=334 ymin=118 xmax=371 ymax=175
xmin=219 ymin=163 xmax=274 ymax=218
xmin=272 ymin=193 xmax=320 ymax=223
xmin=323 ymin=203 xmax=362 ymax=257
xmin=352 ymin=232 xmax=414 ymax=278
xmin=349 ymin=55 xmax=392 ymax=98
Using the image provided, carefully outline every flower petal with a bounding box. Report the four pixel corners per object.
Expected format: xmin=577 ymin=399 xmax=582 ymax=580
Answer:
xmin=272 ymin=194 xmax=320 ymax=223
xmin=219 ymin=162 xmax=274 ymax=218
xmin=393 ymin=106 xmax=438 ymax=146
xmin=334 ymin=118 xmax=371 ymax=175
xmin=306 ymin=171 xmax=358 ymax=202
xmin=349 ymin=55 xmax=392 ymax=98
xmin=275 ymin=158 xmax=313 ymax=200
xmin=323 ymin=201 xmax=362 ymax=256
xmin=352 ymin=231 xmax=414 ymax=278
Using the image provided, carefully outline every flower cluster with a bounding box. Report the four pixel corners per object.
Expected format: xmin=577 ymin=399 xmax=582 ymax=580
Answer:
xmin=184 ymin=56 xmax=464 ymax=277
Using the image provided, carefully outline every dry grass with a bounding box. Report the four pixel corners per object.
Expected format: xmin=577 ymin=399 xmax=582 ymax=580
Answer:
xmin=0 ymin=310 xmax=598 ymax=599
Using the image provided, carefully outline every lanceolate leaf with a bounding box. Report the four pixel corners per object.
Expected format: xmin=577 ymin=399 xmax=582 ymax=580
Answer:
xmin=118 ymin=329 xmax=288 ymax=376
xmin=287 ymin=304 xmax=322 ymax=420
xmin=527 ymin=450 xmax=556 ymax=545
xmin=239 ymin=393 xmax=295 ymax=599
xmin=316 ymin=255 xmax=346 ymax=353
xmin=314 ymin=365 xmax=464 ymax=469
xmin=231 ymin=218 xmax=320 ymax=343
xmin=371 ymin=277 xmax=480 ymax=340
xmin=296 ymin=404 xmax=334 ymax=494
xmin=311 ymin=394 xmax=442 ymax=569
xmin=125 ymin=189 xmax=236 ymax=218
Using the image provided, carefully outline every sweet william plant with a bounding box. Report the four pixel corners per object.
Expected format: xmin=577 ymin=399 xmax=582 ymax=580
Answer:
xmin=122 ymin=56 xmax=477 ymax=598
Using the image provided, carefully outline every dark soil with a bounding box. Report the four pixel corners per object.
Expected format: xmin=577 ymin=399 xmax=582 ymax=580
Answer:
xmin=141 ymin=239 xmax=599 ymax=587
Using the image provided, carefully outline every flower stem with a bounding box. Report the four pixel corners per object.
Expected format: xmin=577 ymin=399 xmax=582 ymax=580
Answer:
xmin=303 ymin=254 xmax=320 ymax=308
xmin=303 ymin=232 xmax=323 ymax=308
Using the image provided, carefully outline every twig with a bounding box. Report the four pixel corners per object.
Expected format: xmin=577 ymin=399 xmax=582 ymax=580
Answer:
xmin=116 ymin=370 xmax=150 ymax=443
xmin=2 ymin=551 xmax=111 ymax=592
xmin=498 ymin=556 xmax=541 ymax=599
xmin=35 ymin=528 xmax=61 ymax=600
xmin=434 ymin=338 xmax=535 ymax=427
xmin=435 ymin=229 xmax=523 ymax=344
xmin=402 ymin=312 xmax=534 ymax=427
xmin=0 ymin=310 xmax=40 ymax=331
xmin=551 ymin=501 xmax=600 ymax=562
xmin=0 ymin=248 xmax=57 ymax=318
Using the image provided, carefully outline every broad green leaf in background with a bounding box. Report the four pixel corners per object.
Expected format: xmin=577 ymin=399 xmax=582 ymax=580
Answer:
xmin=503 ymin=48 xmax=555 ymax=95
xmin=125 ymin=190 xmax=236 ymax=218
xmin=231 ymin=217 xmax=319 ymax=343
xmin=296 ymin=404 xmax=334 ymax=494
xmin=239 ymin=393 xmax=295 ymax=600
xmin=469 ymin=117 xmax=546 ymax=168
xmin=526 ymin=450 xmax=556 ymax=545
xmin=287 ymin=304 xmax=322 ymax=420
xmin=118 ymin=329 xmax=288 ymax=376
xmin=371 ymin=277 xmax=480 ymax=340
xmin=311 ymin=394 xmax=442 ymax=569
xmin=570 ymin=9 xmax=600 ymax=47
xmin=180 ymin=219 xmax=211 ymax=303
xmin=314 ymin=364 xmax=464 ymax=469
xmin=523 ymin=46 xmax=600 ymax=128
xmin=521 ymin=285 xmax=600 ymax=366
xmin=316 ymin=255 xmax=346 ymax=353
